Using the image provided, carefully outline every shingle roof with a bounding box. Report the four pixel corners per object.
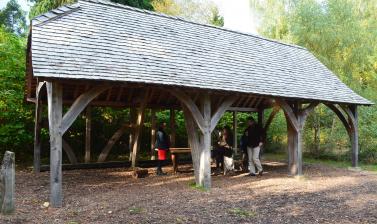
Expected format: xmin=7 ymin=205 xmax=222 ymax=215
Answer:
xmin=29 ymin=0 xmax=372 ymax=105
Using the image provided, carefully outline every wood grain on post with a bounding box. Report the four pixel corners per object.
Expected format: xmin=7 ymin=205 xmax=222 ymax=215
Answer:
xmin=47 ymin=82 xmax=63 ymax=207
xmin=0 ymin=151 xmax=15 ymax=214
xmin=85 ymin=106 xmax=92 ymax=163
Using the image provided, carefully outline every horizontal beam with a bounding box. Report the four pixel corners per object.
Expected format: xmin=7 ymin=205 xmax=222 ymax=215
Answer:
xmin=228 ymin=107 xmax=258 ymax=112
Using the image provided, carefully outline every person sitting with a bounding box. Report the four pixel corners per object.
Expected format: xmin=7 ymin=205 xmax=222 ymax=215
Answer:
xmin=212 ymin=126 xmax=234 ymax=175
xmin=155 ymin=122 xmax=170 ymax=176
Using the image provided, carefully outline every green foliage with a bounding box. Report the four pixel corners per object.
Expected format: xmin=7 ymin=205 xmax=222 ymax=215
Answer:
xmin=30 ymin=0 xmax=154 ymax=18
xmin=29 ymin=0 xmax=75 ymax=18
xmin=251 ymin=0 xmax=377 ymax=163
xmin=0 ymin=27 xmax=34 ymax=161
xmin=0 ymin=0 xmax=27 ymax=35
xmin=152 ymin=0 xmax=224 ymax=26
xmin=109 ymin=0 xmax=153 ymax=10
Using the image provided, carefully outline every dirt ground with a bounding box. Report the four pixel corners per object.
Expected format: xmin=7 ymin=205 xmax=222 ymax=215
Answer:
xmin=2 ymin=160 xmax=377 ymax=224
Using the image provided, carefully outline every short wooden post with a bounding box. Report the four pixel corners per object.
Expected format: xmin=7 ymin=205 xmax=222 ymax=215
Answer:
xmin=34 ymin=99 xmax=43 ymax=173
xmin=84 ymin=106 xmax=92 ymax=163
xmin=0 ymin=151 xmax=15 ymax=214
xmin=150 ymin=109 xmax=156 ymax=160
xmin=170 ymin=109 xmax=176 ymax=147
xmin=46 ymin=82 xmax=63 ymax=207
xmin=232 ymin=111 xmax=238 ymax=154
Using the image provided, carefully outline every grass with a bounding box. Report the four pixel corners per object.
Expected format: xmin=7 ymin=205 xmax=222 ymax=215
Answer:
xmin=129 ymin=207 xmax=143 ymax=214
xmin=263 ymin=153 xmax=377 ymax=172
xmin=188 ymin=182 xmax=208 ymax=192
xmin=228 ymin=208 xmax=256 ymax=218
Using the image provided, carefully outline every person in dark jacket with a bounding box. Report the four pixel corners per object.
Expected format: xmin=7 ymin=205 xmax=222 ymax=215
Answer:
xmin=245 ymin=118 xmax=264 ymax=176
xmin=155 ymin=122 xmax=170 ymax=175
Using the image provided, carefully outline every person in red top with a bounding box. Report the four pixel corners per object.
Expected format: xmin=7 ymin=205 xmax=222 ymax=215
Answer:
xmin=155 ymin=122 xmax=170 ymax=175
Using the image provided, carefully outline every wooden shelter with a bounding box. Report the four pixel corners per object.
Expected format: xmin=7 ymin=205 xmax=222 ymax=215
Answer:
xmin=26 ymin=0 xmax=372 ymax=207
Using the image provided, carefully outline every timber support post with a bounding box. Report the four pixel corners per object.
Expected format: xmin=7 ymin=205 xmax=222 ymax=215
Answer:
xmin=34 ymin=82 xmax=45 ymax=173
xmin=150 ymin=109 xmax=156 ymax=160
xmin=170 ymin=109 xmax=176 ymax=147
xmin=325 ymin=104 xmax=359 ymax=167
xmin=131 ymin=90 xmax=150 ymax=168
xmin=278 ymin=100 xmax=318 ymax=176
xmin=232 ymin=111 xmax=238 ymax=154
xmin=47 ymin=82 xmax=63 ymax=207
xmin=349 ymin=105 xmax=358 ymax=167
xmin=85 ymin=106 xmax=92 ymax=163
xmin=171 ymin=89 xmax=236 ymax=189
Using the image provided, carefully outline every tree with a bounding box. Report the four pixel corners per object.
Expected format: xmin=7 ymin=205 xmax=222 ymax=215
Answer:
xmin=0 ymin=27 xmax=34 ymax=159
xmin=30 ymin=0 xmax=154 ymax=18
xmin=152 ymin=0 xmax=224 ymax=26
xmin=0 ymin=0 xmax=26 ymax=35
xmin=251 ymin=0 xmax=377 ymax=162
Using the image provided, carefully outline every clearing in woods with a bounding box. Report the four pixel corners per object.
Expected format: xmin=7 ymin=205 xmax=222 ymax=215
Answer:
xmin=2 ymin=161 xmax=377 ymax=223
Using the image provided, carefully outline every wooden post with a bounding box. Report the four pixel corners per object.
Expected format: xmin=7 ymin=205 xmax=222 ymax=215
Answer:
xmin=350 ymin=105 xmax=358 ymax=167
xmin=34 ymin=99 xmax=43 ymax=173
xmin=84 ymin=106 xmax=91 ymax=163
xmin=131 ymin=108 xmax=146 ymax=167
xmin=129 ymin=108 xmax=136 ymax=162
xmin=98 ymin=123 xmax=129 ymax=162
xmin=182 ymin=105 xmax=201 ymax=184
xmin=131 ymin=90 xmax=150 ymax=167
xmin=0 ymin=151 xmax=15 ymax=214
xmin=200 ymin=93 xmax=211 ymax=188
xmin=170 ymin=109 xmax=176 ymax=147
xmin=62 ymin=139 xmax=78 ymax=165
xmin=150 ymin=109 xmax=156 ymax=160
xmin=232 ymin=111 xmax=238 ymax=154
xmin=171 ymin=89 xmax=236 ymax=189
xmin=279 ymin=100 xmax=318 ymax=176
xmin=325 ymin=104 xmax=359 ymax=167
xmin=34 ymin=82 xmax=45 ymax=173
xmin=46 ymin=82 xmax=63 ymax=207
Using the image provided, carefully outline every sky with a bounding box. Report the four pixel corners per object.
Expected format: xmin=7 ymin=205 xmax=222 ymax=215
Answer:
xmin=213 ymin=0 xmax=257 ymax=34
xmin=0 ymin=0 xmax=257 ymax=34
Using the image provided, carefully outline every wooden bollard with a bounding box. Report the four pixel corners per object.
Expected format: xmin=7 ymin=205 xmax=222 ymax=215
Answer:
xmin=0 ymin=151 xmax=15 ymax=214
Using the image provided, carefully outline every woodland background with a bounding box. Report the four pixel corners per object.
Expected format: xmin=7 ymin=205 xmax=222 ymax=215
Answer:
xmin=1 ymin=0 xmax=376 ymax=166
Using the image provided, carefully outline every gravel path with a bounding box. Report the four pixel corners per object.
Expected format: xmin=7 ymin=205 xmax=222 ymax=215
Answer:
xmin=2 ymin=161 xmax=377 ymax=224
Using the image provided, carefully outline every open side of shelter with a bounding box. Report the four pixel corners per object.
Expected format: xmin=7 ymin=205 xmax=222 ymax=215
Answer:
xmin=26 ymin=0 xmax=372 ymax=207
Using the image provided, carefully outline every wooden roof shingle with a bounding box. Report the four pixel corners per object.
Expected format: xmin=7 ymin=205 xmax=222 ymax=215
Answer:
xmin=29 ymin=0 xmax=372 ymax=105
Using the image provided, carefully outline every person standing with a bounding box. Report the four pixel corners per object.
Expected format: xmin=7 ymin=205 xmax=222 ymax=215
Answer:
xmin=155 ymin=122 xmax=170 ymax=176
xmin=245 ymin=118 xmax=264 ymax=176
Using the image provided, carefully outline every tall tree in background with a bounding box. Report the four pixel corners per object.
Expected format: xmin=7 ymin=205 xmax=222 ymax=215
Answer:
xmin=0 ymin=0 xmax=26 ymax=35
xmin=30 ymin=0 xmax=154 ymax=18
xmin=152 ymin=0 xmax=224 ymax=26
xmin=251 ymin=0 xmax=377 ymax=161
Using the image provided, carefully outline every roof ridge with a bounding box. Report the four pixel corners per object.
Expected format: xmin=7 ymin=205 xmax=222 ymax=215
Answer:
xmin=79 ymin=0 xmax=307 ymax=51
xmin=32 ymin=3 xmax=80 ymax=26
